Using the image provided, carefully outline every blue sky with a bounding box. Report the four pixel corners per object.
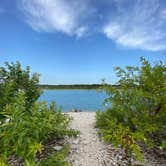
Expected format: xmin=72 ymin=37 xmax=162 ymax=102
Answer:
xmin=0 ymin=0 xmax=166 ymax=84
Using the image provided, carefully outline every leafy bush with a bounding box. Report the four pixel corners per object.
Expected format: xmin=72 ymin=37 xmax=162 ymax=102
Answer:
xmin=0 ymin=92 xmax=78 ymax=165
xmin=96 ymin=57 xmax=166 ymax=162
xmin=0 ymin=62 xmax=78 ymax=165
xmin=0 ymin=61 xmax=41 ymax=122
xmin=0 ymin=93 xmax=78 ymax=164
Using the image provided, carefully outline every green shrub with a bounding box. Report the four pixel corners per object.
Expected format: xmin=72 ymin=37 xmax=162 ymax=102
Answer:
xmin=0 ymin=61 xmax=78 ymax=165
xmin=0 ymin=92 xmax=78 ymax=165
xmin=0 ymin=61 xmax=41 ymax=122
xmin=96 ymin=57 xmax=166 ymax=162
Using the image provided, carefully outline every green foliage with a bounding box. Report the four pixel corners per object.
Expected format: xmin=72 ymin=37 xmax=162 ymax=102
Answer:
xmin=39 ymin=145 xmax=69 ymax=166
xmin=0 ymin=61 xmax=41 ymax=122
xmin=0 ymin=92 xmax=77 ymax=165
xmin=0 ymin=61 xmax=78 ymax=165
xmin=96 ymin=57 xmax=166 ymax=162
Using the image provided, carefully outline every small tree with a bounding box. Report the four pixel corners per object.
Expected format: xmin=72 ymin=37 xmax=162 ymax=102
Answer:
xmin=96 ymin=57 xmax=166 ymax=162
xmin=0 ymin=61 xmax=41 ymax=122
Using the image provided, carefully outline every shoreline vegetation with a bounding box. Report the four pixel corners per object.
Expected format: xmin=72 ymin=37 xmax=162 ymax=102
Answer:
xmin=38 ymin=84 xmax=120 ymax=90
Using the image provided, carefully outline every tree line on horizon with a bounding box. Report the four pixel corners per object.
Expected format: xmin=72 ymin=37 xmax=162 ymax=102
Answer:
xmin=38 ymin=84 xmax=120 ymax=89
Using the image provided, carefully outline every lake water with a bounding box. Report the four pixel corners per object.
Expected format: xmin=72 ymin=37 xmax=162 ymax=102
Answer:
xmin=39 ymin=89 xmax=107 ymax=112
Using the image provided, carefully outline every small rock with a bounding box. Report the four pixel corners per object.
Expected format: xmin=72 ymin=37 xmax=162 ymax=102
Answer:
xmin=73 ymin=139 xmax=79 ymax=144
xmin=53 ymin=145 xmax=62 ymax=151
xmin=92 ymin=138 xmax=96 ymax=142
xmin=83 ymin=141 xmax=88 ymax=145
xmin=118 ymin=155 xmax=122 ymax=160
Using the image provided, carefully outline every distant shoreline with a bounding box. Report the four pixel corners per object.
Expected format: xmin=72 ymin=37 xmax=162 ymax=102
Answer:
xmin=38 ymin=84 xmax=102 ymax=90
xmin=38 ymin=84 xmax=120 ymax=90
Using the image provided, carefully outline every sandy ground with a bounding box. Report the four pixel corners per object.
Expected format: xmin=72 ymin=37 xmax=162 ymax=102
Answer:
xmin=67 ymin=112 xmax=112 ymax=166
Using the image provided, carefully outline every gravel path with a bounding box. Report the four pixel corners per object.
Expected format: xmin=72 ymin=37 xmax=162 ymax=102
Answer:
xmin=67 ymin=112 xmax=112 ymax=166
xmin=66 ymin=112 xmax=166 ymax=166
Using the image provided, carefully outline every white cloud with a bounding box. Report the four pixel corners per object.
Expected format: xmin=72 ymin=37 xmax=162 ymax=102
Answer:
xmin=19 ymin=0 xmax=166 ymax=51
xmin=103 ymin=0 xmax=166 ymax=51
xmin=20 ymin=0 xmax=90 ymax=37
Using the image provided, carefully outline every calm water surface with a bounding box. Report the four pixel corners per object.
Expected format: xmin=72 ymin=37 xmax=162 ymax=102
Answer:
xmin=39 ymin=89 xmax=107 ymax=112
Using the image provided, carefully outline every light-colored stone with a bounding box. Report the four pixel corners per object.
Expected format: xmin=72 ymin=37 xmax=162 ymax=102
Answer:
xmin=73 ymin=139 xmax=79 ymax=144
xmin=53 ymin=145 xmax=62 ymax=151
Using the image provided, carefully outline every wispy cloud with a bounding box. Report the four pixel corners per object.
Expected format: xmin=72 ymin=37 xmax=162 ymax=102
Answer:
xmin=19 ymin=0 xmax=91 ymax=37
xmin=19 ymin=0 xmax=166 ymax=51
xmin=103 ymin=0 xmax=166 ymax=51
